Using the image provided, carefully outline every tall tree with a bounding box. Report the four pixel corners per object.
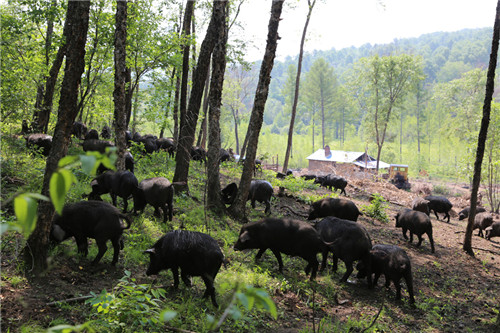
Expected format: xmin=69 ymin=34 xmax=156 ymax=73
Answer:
xmin=228 ymin=0 xmax=284 ymax=221
xmin=463 ymin=0 xmax=500 ymax=255
xmin=303 ymin=58 xmax=336 ymax=148
xmin=282 ymin=0 xmax=317 ymax=172
xmin=206 ymin=0 xmax=229 ymax=211
xmin=24 ymin=0 xmax=90 ymax=274
xmin=113 ymin=0 xmax=128 ymax=171
xmin=173 ymin=0 xmax=226 ymax=189
xmin=351 ymin=54 xmax=423 ymax=172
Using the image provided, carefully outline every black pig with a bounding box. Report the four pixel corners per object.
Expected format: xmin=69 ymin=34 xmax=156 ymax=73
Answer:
xmin=248 ymin=180 xmax=273 ymax=214
xmin=315 ymin=216 xmax=373 ymax=286
xmin=221 ymin=182 xmax=238 ymax=205
xmin=144 ymin=230 xmax=225 ymax=307
xmin=357 ymin=244 xmax=415 ymax=304
xmin=51 ymin=200 xmax=131 ymax=265
xmin=83 ymin=139 xmax=115 ymax=154
xmin=395 ymin=209 xmax=435 ymax=253
xmin=233 ymin=218 xmax=327 ymax=280
xmin=88 ymin=170 xmax=138 ymax=212
xmin=308 ymin=197 xmax=362 ymax=222
xmin=458 ymin=206 xmax=486 ymax=221
xmin=424 ymin=195 xmax=453 ymax=223
xmin=485 ymin=222 xmax=500 ymax=240
xmin=315 ymin=174 xmax=348 ymax=195
xmin=26 ymin=133 xmax=52 ymax=156
xmin=134 ymin=177 xmax=174 ymax=223
xmin=411 ymin=197 xmax=430 ymax=216
xmin=473 ymin=212 xmax=493 ymax=237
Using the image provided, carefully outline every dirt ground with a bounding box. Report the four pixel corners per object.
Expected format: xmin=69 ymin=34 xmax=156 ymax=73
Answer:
xmin=2 ymin=176 xmax=500 ymax=332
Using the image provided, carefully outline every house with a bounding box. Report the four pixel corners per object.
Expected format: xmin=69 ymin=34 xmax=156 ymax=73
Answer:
xmin=305 ymin=147 xmax=390 ymax=173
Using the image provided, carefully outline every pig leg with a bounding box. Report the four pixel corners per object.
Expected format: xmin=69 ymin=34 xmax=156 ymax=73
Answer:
xmin=111 ymin=193 xmax=118 ymax=207
xmin=264 ymin=201 xmax=271 ymax=215
xmin=444 ymin=212 xmax=450 ymax=223
xmin=401 ymin=228 xmax=408 ymax=240
xmin=251 ymin=198 xmax=256 ymax=208
xmin=433 ymin=210 xmax=439 ymax=221
xmin=181 ymin=271 xmax=192 ymax=287
xmin=255 ymin=248 xmax=267 ymax=261
xmin=171 ymin=267 xmax=180 ymax=288
xmin=75 ymin=236 xmax=89 ymax=257
xmin=110 ymin=237 xmax=121 ymax=265
xmin=409 ymin=231 xmax=414 ymax=244
xmin=320 ymin=249 xmax=329 ymax=272
xmin=340 ymin=260 xmax=354 ymax=282
xmin=201 ymin=275 xmax=218 ymax=307
xmin=122 ymin=196 xmax=128 ymax=213
xmin=166 ymin=201 xmax=173 ymax=221
xmin=92 ymin=239 xmax=108 ymax=265
xmin=270 ymin=249 xmax=284 ymax=272
xmin=307 ymin=258 xmax=319 ymax=280
xmin=404 ymin=273 xmax=416 ymax=304
xmin=428 ymin=233 xmax=435 ymax=253
xmin=416 ymin=234 xmax=423 ymax=247
xmin=393 ymin=277 xmax=402 ymax=300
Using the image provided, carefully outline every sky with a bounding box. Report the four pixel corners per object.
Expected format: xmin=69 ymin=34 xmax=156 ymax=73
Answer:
xmin=235 ymin=0 xmax=498 ymax=62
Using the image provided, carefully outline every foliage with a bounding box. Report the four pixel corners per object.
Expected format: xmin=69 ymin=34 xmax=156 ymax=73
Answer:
xmin=362 ymin=193 xmax=389 ymax=223
xmin=86 ymin=270 xmax=170 ymax=331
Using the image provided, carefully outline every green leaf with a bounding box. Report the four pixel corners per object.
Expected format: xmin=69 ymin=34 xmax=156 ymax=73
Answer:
xmin=80 ymin=154 xmax=98 ymax=175
xmin=236 ymin=292 xmax=250 ymax=309
xmin=50 ymin=169 xmax=76 ymax=214
xmin=14 ymin=194 xmax=38 ymax=236
xmin=58 ymin=155 xmax=79 ymax=168
xmin=161 ymin=310 xmax=177 ymax=322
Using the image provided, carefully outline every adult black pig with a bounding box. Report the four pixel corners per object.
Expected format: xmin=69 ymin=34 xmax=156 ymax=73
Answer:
xmin=51 ymin=200 xmax=131 ymax=265
xmin=308 ymin=197 xmax=362 ymax=222
xmin=221 ymin=182 xmax=238 ymax=205
xmin=88 ymin=170 xmax=138 ymax=212
xmin=315 ymin=216 xmax=373 ymax=286
xmin=101 ymin=125 xmax=111 ymax=139
xmin=26 ymin=133 xmax=52 ymax=156
xmin=315 ymin=174 xmax=348 ymax=195
xmin=473 ymin=212 xmax=493 ymax=237
xmin=191 ymin=146 xmax=207 ymax=163
xmin=395 ymin=209 xmax=435 ymax=253
xmin=84 ymin=129 xmax=99 ymax=141
xmin=134 ymin=177 xmax=174 ymax=223
xmin=248 ymin=180 xmax=273 ymax=214
xmin=144 ymin=230 xmax=225 ymax=307
xmin=424 ymin=195 xmax=453 ymax=223
xmin=219 ymin=148 xmax=233 ymax=163
xmin=356 ymin=244 xmax=415 ymax=304
xmin=411 ymin=197 xmax=430 ymax=216
xmin=83 ymin=139 xmax=115 ymax=154
xmin=233 ymin=218 xmax=327 ymax=281
xmin=157 ymin=137 xmax=175 ymax=157
xmin=485 ymin=222 xmax=500 ymax=240
xmin=72 ymin=121 xmax=88 ymax=139
xmin=458 ymin=206 xmax=486 ymax=220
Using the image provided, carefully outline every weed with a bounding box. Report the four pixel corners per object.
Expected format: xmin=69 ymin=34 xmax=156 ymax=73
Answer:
xmin=433 ymin=184 xmax=450 ymax=195
xmin=361 ymin=193 xmax=389 ymax=223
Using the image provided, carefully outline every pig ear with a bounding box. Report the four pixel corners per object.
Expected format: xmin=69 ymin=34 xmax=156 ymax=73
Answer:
xmin=144 ymin=248 xmax=156 ymax=254
xmin=240 ymin=231 xmax=251 ymax=243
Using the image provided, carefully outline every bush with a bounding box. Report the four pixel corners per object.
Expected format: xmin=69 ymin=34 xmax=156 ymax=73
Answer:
xmin=362 ymin=193 xmax=389 ymax=223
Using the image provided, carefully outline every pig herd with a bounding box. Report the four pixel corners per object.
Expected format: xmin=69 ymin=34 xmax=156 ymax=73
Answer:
xmin=40 ymin=125 xmax=498 ymax=308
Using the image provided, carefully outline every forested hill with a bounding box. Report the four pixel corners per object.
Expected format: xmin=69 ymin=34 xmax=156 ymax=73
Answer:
xmin=266 ymin=27 xmax=492 ymax=104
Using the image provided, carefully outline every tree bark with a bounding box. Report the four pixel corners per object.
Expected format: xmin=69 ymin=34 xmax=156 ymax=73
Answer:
xmin=178 ymin=1 xmax=194 ymax=140
xmin=206 ymin=0 xmax=229 ymax=211
xmin=463 ymin=0 xmax=500 ymax=255
xmin=173 ymin=0 xmax=224 ymax=190
xmin=196 ymin=67 xmax=211 ymax=148
xmin=282 ymin=0 xmax=316 ymax=172
xmin=113 ymin=0 xmax=128 ymax=171
xmin=24 ymin=0 xmax=90 ymax=274
xmin=228 ymin=0 xmax=284 ymax=221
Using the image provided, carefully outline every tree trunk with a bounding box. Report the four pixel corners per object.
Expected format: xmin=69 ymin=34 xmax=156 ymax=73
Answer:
xmin=228 ymin=0 xmax=284 ymax=221
xmin=32 ymin=0 xmax=56 ymax=133
xmin=33 ymin=44 xmax=66 ymax=134
xmin=206 ymin=0 xmax=229 ymax=211
xmin=178 ymin=0 xmax=194 ymax=148
xmin=173 ymin=0 xmax=224 ymax=190
xmin=24 ymin=0 xmax=90 ymax=274
xmin=232 ymin=107 xmax=240 ymax=154
xmin=197 ymin=67 xmax=211 ymax=148
xmin=173 ymin=72 xmax=181 ymax=144
xmin=282 ymin=0 xmax=316 ymax=172
xmin=113 ymin=0 xmax=128 ymax=171
xmin=463 ymin=0 xmax=499 ymax=255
